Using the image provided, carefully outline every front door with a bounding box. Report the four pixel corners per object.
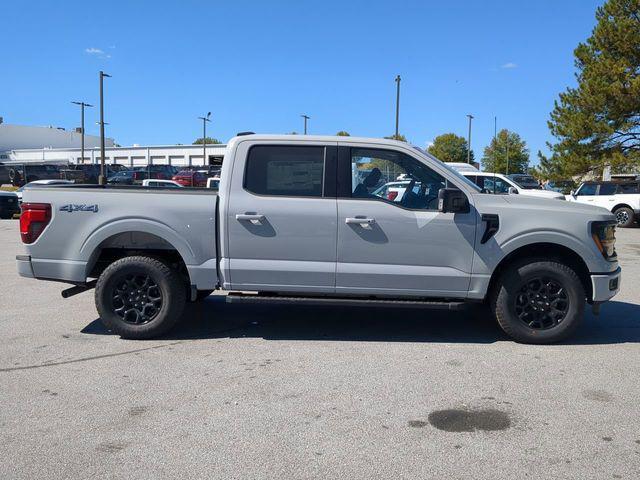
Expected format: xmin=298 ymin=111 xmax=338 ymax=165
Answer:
xmin=336 ymin=146 xmax=477 ymax=297
xmin=227 ymin=142 xmax=338 ymax=293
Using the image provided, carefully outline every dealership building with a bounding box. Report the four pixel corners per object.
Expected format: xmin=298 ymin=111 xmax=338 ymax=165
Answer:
xmin=0 ymin=121 xmax=226 ymax=167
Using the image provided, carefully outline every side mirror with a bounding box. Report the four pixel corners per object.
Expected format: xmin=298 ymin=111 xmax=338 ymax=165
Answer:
xmin=570 ymin=190 xmax=576 ymax=196
xmin=508 ymin=186 xmax=519 ymax=195
xmin=438 ymin=188 xmax=470 ymax=213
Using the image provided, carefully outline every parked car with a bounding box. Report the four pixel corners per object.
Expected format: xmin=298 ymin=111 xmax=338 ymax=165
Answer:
xmin=17 ymin=134 xmax=620 ymax=344
xmin=8 ymin=164 xmax=62 ymax=186
xmin=16 ymin=179 xmax=75 ymax=203
xmin=545 ymin=180 xmax=577 ymax=195
xmin=461 ymin=172 xmax=565 ymax=200
xmin=0 ymin=190 xmax=19 ymax=219
xmin=142 ymin=179 xmax=183 ymax=188
xmin=135 ymin=165 xmax=178 ymax=180
xmin=60 ymin=164 xmax=114 ymax=184
xmin=508 ymin=174 xmax=540 ymax=189
xmin=172 ymin=170 xmax=207 ymax=187
xmin=445 ymin=162 xmax=479 ymax=173
xmin=566 ymin=181 xmax=640 ymax=227
xmin=206 ymin=177 xmax=220 ymax=190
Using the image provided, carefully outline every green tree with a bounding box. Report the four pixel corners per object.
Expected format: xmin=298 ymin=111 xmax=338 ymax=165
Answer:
xmin=428 ymin=133 xmax=473 ymax=163
xmin=482 ymin=129 xmax=530 ymax=174
xmin=193 ymin=137 xmax=222 ymax=145
xmin=384 ymin=134 xmax=407 ymax=142
xmin=546 ymin=0 xmax=640 ymax=178
xmin=336 ymin=131 xmax=350 ymax=136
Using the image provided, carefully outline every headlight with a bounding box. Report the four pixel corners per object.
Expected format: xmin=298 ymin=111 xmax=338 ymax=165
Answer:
xmin=591 ymin=221 xmax=617 ymax=260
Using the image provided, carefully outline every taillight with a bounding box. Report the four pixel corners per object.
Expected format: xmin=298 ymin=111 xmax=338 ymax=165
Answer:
xmin=387 ymin=191 xmax=398 ymax=201
xmin=20 ymin=203 xmax=52 ymax=244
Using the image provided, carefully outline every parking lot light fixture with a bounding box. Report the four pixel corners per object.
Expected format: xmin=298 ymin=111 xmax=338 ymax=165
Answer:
xmin=98 ymin=71 xmax=111 ymax=185
xmin=301 ymin=115 xmax=310 ymax=135
xmin=198 ymin=112 xmax=212 ymax=166
xmin=71 ymin=101 xmax=93 ymax=165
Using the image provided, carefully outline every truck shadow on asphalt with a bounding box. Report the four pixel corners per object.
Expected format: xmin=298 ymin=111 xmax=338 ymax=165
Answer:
xmin=81 ymin=297 xmax=640 ymax=345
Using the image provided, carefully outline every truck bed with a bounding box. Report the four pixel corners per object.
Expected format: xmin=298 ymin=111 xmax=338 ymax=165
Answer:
xmin=18 ymin=184 xmax=218 ymax=289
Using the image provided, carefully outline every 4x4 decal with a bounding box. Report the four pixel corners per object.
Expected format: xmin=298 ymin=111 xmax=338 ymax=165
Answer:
xmin=59 ymin=204 xmax=99 ymax=213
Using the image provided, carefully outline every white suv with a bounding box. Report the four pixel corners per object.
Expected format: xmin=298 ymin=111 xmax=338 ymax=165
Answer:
xmin=461 ymin=171 xmax=565 ymax=200
xmin=567 ymin=181 xmax=640 ymax=227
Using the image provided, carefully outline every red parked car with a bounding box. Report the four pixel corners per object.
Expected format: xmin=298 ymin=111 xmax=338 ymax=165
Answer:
xmin=172 ymin=170 xmax=207 ymax=187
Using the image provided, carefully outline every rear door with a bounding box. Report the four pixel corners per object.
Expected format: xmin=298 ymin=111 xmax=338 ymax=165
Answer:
xmin=226 ymin=141 xmax=338 ymax=292
xmin=335 ymin=144 xmax=477 ymax=297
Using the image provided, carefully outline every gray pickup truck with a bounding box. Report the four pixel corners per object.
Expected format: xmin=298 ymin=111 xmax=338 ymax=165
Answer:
xmin=17 ymin=135 xmax=621 ymax=343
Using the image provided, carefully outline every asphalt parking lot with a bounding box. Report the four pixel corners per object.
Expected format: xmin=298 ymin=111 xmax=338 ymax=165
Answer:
xmin=1 ymin=220 xmax=639 ymax=479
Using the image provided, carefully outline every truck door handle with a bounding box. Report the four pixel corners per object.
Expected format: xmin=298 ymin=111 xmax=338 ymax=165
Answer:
xmin=345 ymin=217 xmax=376 ymax=225
xmin=236 ymin=213 xmax=265 ymax=222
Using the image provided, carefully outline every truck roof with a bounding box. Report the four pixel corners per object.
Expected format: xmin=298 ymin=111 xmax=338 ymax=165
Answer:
xmin=227 ymin=134 xmax=412 ymax=148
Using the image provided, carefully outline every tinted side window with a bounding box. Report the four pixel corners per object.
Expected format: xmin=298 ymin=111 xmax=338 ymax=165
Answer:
xmin=350 ymin=148 xmax=446 ymax=210
xmin=577 ymin=184 xmax=597 ymax=196
xmin=618 ymin=183 xmax=639 ymax=194
xmin=244 ymin=146 xmax=325 ymax=197
xmin=598 ymin=184 xmax=616 ymax=195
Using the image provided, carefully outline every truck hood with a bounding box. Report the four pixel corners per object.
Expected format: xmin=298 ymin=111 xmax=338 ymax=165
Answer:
xmin=516 ymin=188 xmax=564 ymax=200
xmin=473 ymin=192 xmax=615 ymax=220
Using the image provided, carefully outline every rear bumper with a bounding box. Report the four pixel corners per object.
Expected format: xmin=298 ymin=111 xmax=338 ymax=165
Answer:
xmin=591 ymin=267 xmax=621 ymax=302
xmin=16 ymin=255 xmax=35 ymax=278
xmin=16 ymin=255 xmax=87 ymax=283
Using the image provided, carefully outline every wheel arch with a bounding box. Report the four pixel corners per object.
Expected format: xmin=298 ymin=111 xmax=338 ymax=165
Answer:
xmin=486 ymin=242 xmax=592 ymax=303
xmin=82 ymin=220 xmax=196 ymax=285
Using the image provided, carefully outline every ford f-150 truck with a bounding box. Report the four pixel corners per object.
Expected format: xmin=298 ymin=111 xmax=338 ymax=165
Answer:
xmin=16 ymin=135 xmax=621 ymax=343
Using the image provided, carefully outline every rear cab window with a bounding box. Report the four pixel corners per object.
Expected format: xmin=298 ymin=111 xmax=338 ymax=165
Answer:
xmin=244 ymin=145 xmax=326 ymax=197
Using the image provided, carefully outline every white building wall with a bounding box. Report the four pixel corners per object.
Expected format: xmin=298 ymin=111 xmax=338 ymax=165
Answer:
xmin=0 ymin=124 xmax=114 ymax=151
xmin=5 ymin=144 xmax=227 ymax=168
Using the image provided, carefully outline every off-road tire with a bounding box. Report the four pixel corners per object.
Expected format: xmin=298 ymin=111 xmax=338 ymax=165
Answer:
xmin=95 ymin=256 xmax=186 ymax=339
xmin=491 ymin=260 xmax=585 ymax=344
xmin=613 ymin=206 xmax=635 ymax=228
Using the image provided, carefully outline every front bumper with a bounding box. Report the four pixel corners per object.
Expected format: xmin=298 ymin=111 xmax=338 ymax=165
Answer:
xmin=591 ymin=266 xmax=621 ymax=302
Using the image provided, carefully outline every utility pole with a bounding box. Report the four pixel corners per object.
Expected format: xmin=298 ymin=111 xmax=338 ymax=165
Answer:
xmin=98 ymin=71 xmax=111 ymax=185
xmin=197 ymin=112 xmax=212 ymax=165
xmin=71 ymin=101 xmax=93 ymax=164
xmin=466 ymin=114 xmax=474 ymax=163
xmin=395 ymin=75 xmax=401 ymax=139
xmin=505 ymin=132 xmax=510 ymax=175
xmin=301 ymin=114 xmax=310 ymax=135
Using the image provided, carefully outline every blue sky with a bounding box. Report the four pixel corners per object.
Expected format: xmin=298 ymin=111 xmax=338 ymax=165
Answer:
xmin=1 ymin=0 xmax=603 ymax=164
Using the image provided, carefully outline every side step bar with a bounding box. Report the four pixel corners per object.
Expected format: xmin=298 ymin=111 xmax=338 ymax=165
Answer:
xmin=226 ymin=292 xmax=466 ymax=310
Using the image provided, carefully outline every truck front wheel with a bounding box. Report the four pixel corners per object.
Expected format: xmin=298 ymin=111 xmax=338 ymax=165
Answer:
xmin=491 ymin=260 xmax=585 ymax=344
xmin=95 ymin=256 xmax=186 ymax=339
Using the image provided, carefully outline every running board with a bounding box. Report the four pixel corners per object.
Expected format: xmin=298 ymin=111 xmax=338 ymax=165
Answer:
xmin=225 ymin=292 xmax=466 ymax=310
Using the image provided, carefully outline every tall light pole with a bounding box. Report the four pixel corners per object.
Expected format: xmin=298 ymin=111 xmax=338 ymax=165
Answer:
xmin=71 ymin=101 xmax=93 ymax=164
xmin=505 ymin=132 xmax=510 ymax=175
xmin=98 ymin=71 xmax=111 ymax=185
xmin=301 ymin=114 xmax=310 ymax=135
xmin=198 ymin=112 xmax=212 ymax=165
xmin=395 ymin=75 xmax=401 ymax=139
xmin=466 ymin=114 xmax=474 ymax=164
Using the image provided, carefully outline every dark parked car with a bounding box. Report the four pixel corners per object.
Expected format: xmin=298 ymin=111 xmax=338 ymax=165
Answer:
xmin=107 ymin=170 xmax=138 ymax=185
xmin=508 ymin=173 xmax=540 ymax=189
xmin=134 ymin=165 xmax=178 ymax=180
xmin=59 ymin=164 xmax=120 ymax=184
xmin=172 ymin=170 xmax=207 ymax=187
xmin=6 ymin=164 xmax=62 ymax=187
xmin=0 ymin=191 xmax=20 ymax=219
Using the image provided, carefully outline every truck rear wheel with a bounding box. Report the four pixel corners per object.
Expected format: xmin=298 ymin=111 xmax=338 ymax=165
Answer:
xmin=95 ymin=256 xmax=186 ymax=339
xmin=491 ymin=260 xmax=585 ymax=344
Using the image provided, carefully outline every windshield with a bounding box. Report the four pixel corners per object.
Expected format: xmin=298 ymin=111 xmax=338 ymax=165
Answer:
xmin=412 ymin=145 xmax=482 ymax=192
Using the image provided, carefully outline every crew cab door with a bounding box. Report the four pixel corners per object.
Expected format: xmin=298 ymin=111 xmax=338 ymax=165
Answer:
xmin=335 ymin=145 xmax=476 ymax=297
xmin=226 ymin=141 xmax=338 ymax=292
